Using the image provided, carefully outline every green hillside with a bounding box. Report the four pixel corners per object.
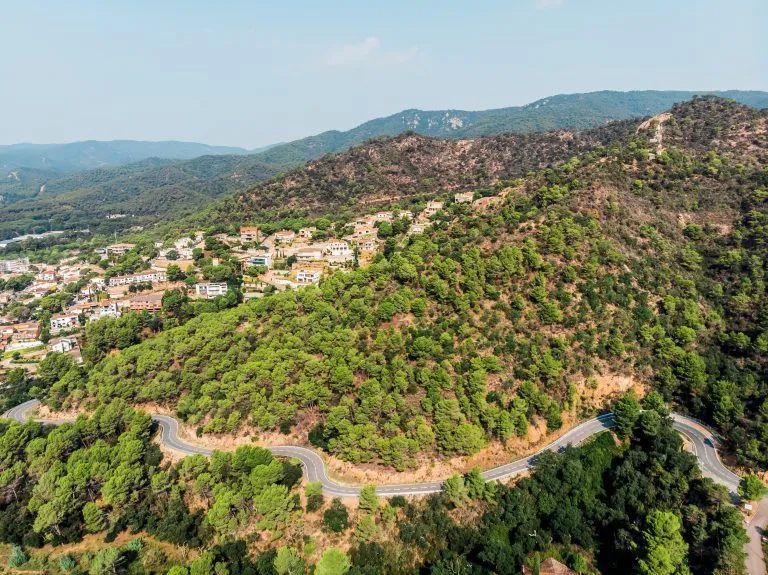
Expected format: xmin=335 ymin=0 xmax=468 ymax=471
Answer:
xmin=50 ymin=97 xmax=768 ymax=473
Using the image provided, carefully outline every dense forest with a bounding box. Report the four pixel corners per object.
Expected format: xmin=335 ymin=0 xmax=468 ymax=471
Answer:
xmin=0 ymin=395 xmax=748 ymax=574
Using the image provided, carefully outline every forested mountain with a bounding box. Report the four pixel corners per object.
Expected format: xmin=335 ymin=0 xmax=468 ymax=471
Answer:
xmin=194 ymin=118 xmax=639 ymax=227
xmin=253 ymin=90 xmax=768 ymax=166
xmin=0 ymin=140 xmax=250 ymax=173
xmin=49 ymin=97 xmax=768 ymax=471
xmin=1 ymin=95 xmax=765 ymax=575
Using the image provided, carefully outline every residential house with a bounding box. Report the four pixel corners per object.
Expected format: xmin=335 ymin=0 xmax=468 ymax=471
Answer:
xmin=454 ymin=191 xmax=474 ymax=204
xmin=295 ymin=247 xmax=324 ymax=262
xmin=408 ymin=222 xmax=429 ymax=235
xmin=74 ymin=301 xmax=121 ymax=319
xmin=48 ymin=337 xmax=83 ymax=363
xmin=195 ymin=283 xmax=229 ymax=299
xmin=293 ymin=264 xmax=323 ymax=285
xmin=298 ymin=227 xmax=317 ymax=240
xmin=326 ymin=241 xmax=352 ymax=256
xmin=50 ymin=314 xmax=78 ymax=334
xmin=105 ymin=243 xmax=136 ymax=256
xmin=36 ymin=268 xmax=58 ymax=281
xmin=357 ymin=235 xmax=379 ymax=253
xmin=240 ymin=226 xmax=260 ymax=243
xmin=348 ymin=225 xmax=376 ymax=240
xmin=372 ymin=211 xmax=393 ymax=222
xmin=261 ymin=271 xmax=293 ymax=290
xmin=129 ymin=292 xmax=164 ymax=311
xmin=274 ymin=230 xmax=296 ymax=243
xmin=248 ymin=252 xmax=273 ymax=269
xmin=424 ymin=200 xmax=444 ymax=217
xmin=48 ymin=337 xmax=77 ymax=353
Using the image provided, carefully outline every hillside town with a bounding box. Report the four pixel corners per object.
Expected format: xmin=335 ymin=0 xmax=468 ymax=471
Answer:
xmin=0 ymin=193 xmax=490 ymax=369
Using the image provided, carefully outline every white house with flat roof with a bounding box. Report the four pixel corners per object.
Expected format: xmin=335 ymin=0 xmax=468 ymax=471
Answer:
xmin=249 ymin=252 xmax=273 ymax=269
xmin=295 ymin=247 xmax=324 ymax=262
xmin=50 ymin=314 xmax=78 ymax=334
xmin=195 ymin=283 xmax=229 ymax=299
xmin=326 ymin=241 xmax=352 ymax=256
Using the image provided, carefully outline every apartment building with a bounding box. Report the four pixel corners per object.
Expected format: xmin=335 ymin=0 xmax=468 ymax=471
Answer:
xmin=129 ymin=292 xmax=164 ymax=311
xmin=108 ymin=270 xmax=167 ymax=287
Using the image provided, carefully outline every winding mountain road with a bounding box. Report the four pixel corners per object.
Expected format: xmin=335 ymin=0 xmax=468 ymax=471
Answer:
xmin=4 ymin=399 xmax=766 ymax=574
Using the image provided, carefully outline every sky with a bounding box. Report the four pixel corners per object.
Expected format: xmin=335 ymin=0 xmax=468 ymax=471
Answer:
xmin=1 ymin=0 xmax=766 ymax=149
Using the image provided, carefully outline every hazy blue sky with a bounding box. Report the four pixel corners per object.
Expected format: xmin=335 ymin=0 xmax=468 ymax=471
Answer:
xmin=2 ymin=0 xmax=765 ymax=148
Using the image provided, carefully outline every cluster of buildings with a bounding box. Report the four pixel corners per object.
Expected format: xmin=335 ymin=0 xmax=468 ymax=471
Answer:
xmin=234 ymin=202 xmax=460 ymax=293
xmin=0 ymin=237 xmax=231 ymax=362
xmin=0 ymin=257 xmax=31 ymax=274
xmin=236 ymin=225 xmax=358 ymax=292
xmin=1 ymin=190 xmax=493 ymax=367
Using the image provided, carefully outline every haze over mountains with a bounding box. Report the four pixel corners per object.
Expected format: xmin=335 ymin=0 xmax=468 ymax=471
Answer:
xmin=0 ymin=140 xmax=252 ymax=173
xmin=2 ymin=89 xmax=767 ymax=241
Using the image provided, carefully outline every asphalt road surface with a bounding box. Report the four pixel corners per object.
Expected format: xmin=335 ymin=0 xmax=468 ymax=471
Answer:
xmin=5 ymin=399 xmax=766 ymax=574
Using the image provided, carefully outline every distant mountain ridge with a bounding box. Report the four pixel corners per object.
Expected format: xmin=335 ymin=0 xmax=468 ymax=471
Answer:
xmin=2 ymin=90 xmax=767 ymax=240
xmin=196 ymin=94 xmax=768 ymax=230
xmin=253 ymin=90 xmax=768 ymax=166
xmin=0 ymin=140 xmax=251 ymax=173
